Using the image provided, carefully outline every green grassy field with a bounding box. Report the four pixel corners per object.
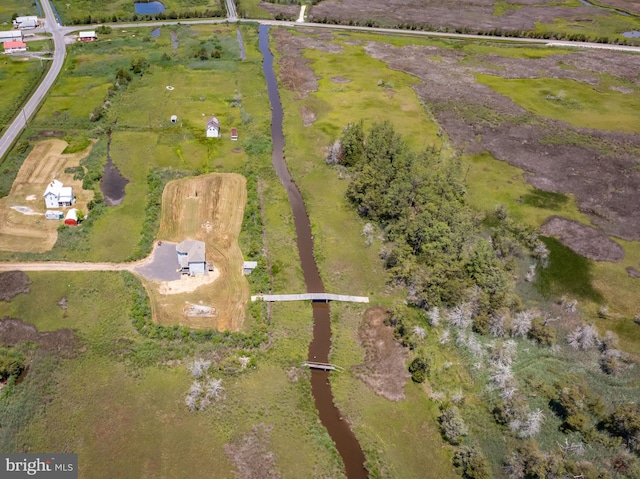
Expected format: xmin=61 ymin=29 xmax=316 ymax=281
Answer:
xmin=0 ymin=56 xmax=47 ymax=136
xmin=52 ymin=0 xmax=224 ymax=24
xmin=0 ymin=272 xmax=345 ymax=477
xmin=477 ymin=74 xmax=640 ymax=133
xmin=0 ymin=0 xmax=36 ymax=26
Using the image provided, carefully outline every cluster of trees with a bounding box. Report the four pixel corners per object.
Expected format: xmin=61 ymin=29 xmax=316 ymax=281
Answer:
xmin=193 ymin=36 xmax=223 ymax=60
xmin=339 ymin=121 xmax=526 ymax=315
xmin=67 ymin=8 xmax=225 ymax=25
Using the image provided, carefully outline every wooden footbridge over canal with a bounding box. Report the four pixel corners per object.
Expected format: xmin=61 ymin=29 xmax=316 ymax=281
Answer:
xmin=302 ymin=361 xmax=344 ymax=372
xmin=251 ymin=293 xmax=369 ymax=303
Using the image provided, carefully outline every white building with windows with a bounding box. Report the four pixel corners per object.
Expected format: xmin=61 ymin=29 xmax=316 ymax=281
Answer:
xmin=43 ymin=180 xmax=75 ymax=208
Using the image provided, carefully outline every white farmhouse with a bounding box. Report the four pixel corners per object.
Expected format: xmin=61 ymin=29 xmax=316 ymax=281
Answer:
xmin=43 ymin=179 xmax=76 ymax=208
xmin=206 ymin=116 xmax=220 ymax=138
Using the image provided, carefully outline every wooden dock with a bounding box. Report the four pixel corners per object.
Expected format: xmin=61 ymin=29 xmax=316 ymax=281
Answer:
xmin=302 ymin=361 xmax=344 ymax=372
xmin=251 ymin=293 xmax=369 ymax=303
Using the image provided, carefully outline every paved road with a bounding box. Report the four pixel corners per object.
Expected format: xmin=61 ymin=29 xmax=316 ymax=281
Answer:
xmin=0 ymin=0 xmax=67 ymax=161
xmin=1 ymin=0 xmax=640 ymax=164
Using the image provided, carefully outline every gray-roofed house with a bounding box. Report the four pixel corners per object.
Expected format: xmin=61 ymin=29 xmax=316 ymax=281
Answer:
xmin=176 ymin=239 xmax=207 ymax=275
xmin=243 ymin=261 xmax=258 ymax=275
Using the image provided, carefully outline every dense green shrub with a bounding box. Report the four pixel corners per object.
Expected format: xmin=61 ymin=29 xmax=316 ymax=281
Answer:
xmin=453 ymin=446 xmax=491 ymax=479
xmin=408 ymin=357 xmax=429 ymax=383
xmin=439 ymin=406 xmax=469 ymax=445
xmin=0 ymin=348 xmax=25 ymax=381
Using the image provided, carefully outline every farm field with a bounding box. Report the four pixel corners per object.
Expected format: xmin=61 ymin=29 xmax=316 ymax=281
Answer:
xmin=272 ymin=27 xmax=640 ymax=477
xmin=149 ymin=173 xmax=249 ymax=331
xmin=0 ymin=139 xmax=94 ymax=253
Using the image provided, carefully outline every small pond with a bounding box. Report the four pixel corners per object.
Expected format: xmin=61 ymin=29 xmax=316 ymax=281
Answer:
xmin=134 ymin=1 xmax=166 ymax=15
xmin=622 ymin=30 xmax=640 ymax=37
xmin=151 ymin=27 xmax=160 ymax=38
xmin=100 ymin=132 xmax=129 ymax=206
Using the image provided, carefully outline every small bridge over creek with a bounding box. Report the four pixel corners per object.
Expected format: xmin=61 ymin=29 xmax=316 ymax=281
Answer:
xmin=251 ymin=293 xmax=369 ymax=303
xmin=302 ymin=361 xmax=344 ymax=372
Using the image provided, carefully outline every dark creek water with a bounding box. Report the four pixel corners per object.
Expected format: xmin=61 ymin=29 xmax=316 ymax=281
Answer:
xmin=258 ymin=26 xmax=368 ymax=478
xmin=100 ymin=131 xmax=129 ymax=206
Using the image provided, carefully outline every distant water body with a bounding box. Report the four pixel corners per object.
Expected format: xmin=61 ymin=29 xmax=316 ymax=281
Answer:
xmin=134 ymin=1 xmax=166 ymax=14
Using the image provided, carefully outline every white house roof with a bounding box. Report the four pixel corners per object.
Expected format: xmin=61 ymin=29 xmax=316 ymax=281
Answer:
xmin=0 ymin=31 xmax=23 ymax=41
xmin=43 ymin=179 xmax=63 ymax=197
xmin=177 ymin=240 xmax=206 ymax=266
xmin=79 ymin=31 xmax=97 ymax=38
xmin=15 ymin=16 xmax=38 ymax=22
xmin=65 ymin=208 xmax=78 ymax=221
xmin=207 ymin=116 xmax=220 ymax=128
xmin=59 ymin=186 xmax=74 ymax=201
xmin=243 ymin=261 xmax=258 ymax=269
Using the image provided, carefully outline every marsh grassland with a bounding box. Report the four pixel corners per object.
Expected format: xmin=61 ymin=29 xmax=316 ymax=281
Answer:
xmin=273 ymin=27 xmax=640 ymax=478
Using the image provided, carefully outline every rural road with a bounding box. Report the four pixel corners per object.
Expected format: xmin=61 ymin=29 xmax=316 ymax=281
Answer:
xmin=1 ymin=0 xmax=640 ymax=164
xmin=0 ymin=0 xmax=66 ymax=161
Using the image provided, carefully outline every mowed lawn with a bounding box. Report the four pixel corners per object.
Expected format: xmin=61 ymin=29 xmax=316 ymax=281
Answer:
xmin=0 ymin=0 xmax=36 ymax=24
xmin=0 ymin=272 xmax=343 ymax=478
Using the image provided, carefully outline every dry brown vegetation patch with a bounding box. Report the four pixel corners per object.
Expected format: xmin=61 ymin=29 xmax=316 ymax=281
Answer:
xmin=224 ymin=423 xmax=281 ymax=479
xmin=309 ymin=0 xmax=606 ymax=31
xmin=0 ymin=139 xmax=95 ymax=253
xmin=541 ymin=216 xmax=625 ymax=262
xmin=352 ymin=306 xmax=410 ymax=402
xmin=0 ymin=271 xmax=31 ymax=302
xmin=0 ymin=317 xmax=77 ymax=358
xmin=273 ymin=28 xmax=343 ymax=99
xmin=149 ymin=173 xmax=249 ymax=331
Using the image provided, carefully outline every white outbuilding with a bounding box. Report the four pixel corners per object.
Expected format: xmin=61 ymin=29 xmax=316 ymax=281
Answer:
xmin=13 ymin=16 xmax=38 ymax=29
xmin=206 ymin=116 xmax=220 ymax=138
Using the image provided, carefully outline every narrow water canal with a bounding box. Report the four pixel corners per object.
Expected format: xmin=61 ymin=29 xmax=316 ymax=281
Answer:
xmin=258 ymin=25 xmax=368 ymax=479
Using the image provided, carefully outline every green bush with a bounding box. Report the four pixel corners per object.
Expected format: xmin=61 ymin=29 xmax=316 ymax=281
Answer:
xmin=453 ymin=446 xmax=491 ymax=479
xmin=439 ymin=406 xmax=469 ymax=445
xmin=0 ymin=348 xmax=25 ymax=381
xmin=408 ymin=357 xmax=429 ymax=383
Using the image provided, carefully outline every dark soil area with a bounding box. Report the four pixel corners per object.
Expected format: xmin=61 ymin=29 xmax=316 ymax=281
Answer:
xmin=0 ymin=317 xmax=77 ymax=358
xmin=352 ymin=307 xmax=410 ymax=402
xmin=308 ymin=0 xmax=606 ymax=31
xmin=0 ymin=271 xmax=31 ymax=302
xmin=541 ymin=216 xmax=625 ymax=262
xmin=223 ymin=423 xmax=280 ymax=479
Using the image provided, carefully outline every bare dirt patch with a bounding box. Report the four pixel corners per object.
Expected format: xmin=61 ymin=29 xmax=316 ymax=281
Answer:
xmin=148 ymin=173 xmax=249 ymax=331
xmin=0 ymin=271 xmax=31 ymax=301
xmin=352 ymin=306 xmax=410 ymax=402
xmin=273 ymin=28 xmax=343 ymax=99
xmin=541 ymin=216 xmax=625 ymax=262
xmin=0 ymin=139 xmax=95 ymax=253
xmin=330 ymin=76 xmax=351 ymax=84
xmin=224 ymin=423 xmax=280 ymax=479
xmin=308 ymin=0 xmax=613 ymax=32
xmin=626 ymin=266 xmax=640 ymax=278
xmin=299 ymin=105 xmax=316 ymax=126
xmin=0 ymin=317 xmax=77 ymax=358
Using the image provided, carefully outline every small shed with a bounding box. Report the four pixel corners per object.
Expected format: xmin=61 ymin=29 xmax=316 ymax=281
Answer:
xmin=3 ymin=41 xmax=27 ymax=54
xmin=64 ymin=209 xmax=78 ymax=226
xmin=78 ymin=31 xmax=97 ymax=42
xmin=206 ymin=116 xmax=220 ymax=138
xmin=231 ymin=128 xmax=238 ymax=141
xmin=45 ymin=210 xmax=63 ymax=220
xmin=243 ymin=261 xmax=258 ymax=275
xmin=176 ymin=239 xmax=207 ymax=275
xmin=13 ymin=16 xmax=38 ymax=29
xmin=171 ymin=115 xmax=178 ymax=123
